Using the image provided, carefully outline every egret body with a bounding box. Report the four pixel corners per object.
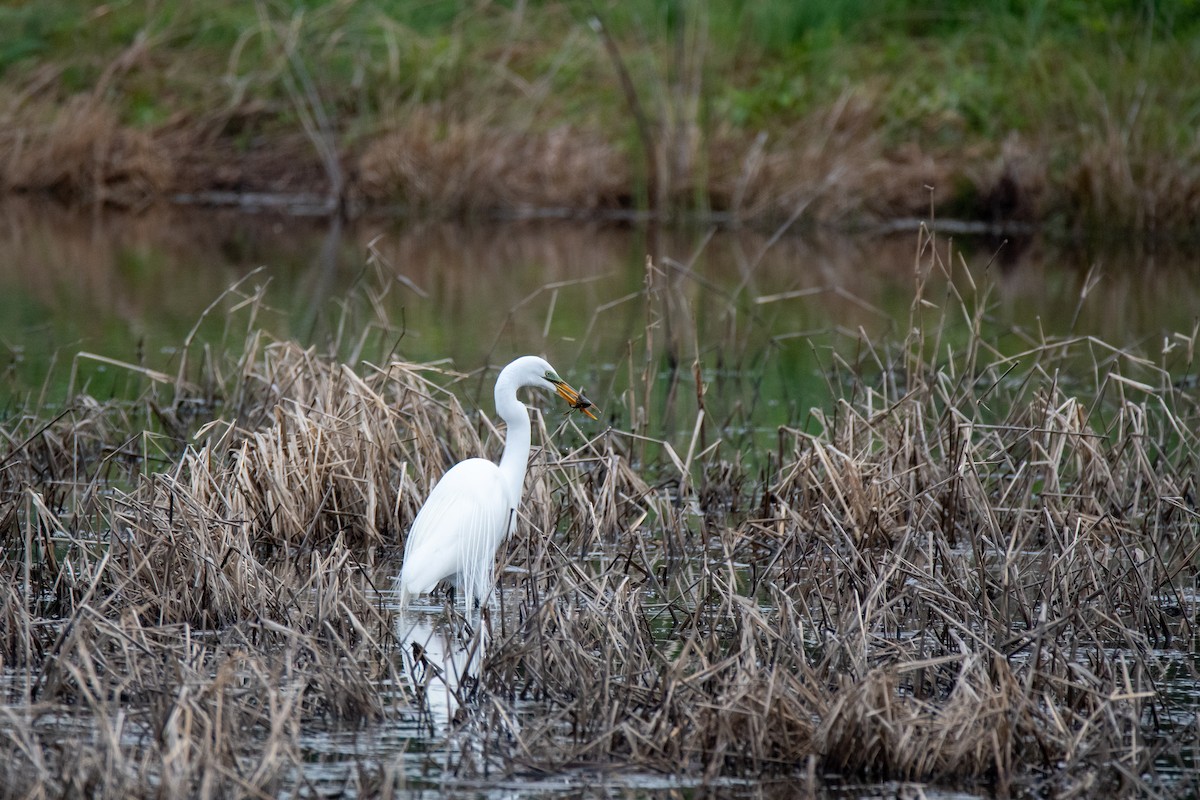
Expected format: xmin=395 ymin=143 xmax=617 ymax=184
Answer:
xmin=396 ymin=356 xmax=595 ymax=610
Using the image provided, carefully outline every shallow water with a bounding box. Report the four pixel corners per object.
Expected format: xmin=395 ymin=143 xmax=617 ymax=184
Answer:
xmin=1 ymin=199 xmax=1198 ymax=796
xmin=0 ymin=621 xmax=997 ymax=800
xmin=282 ymin=591 xmax=1004 ymax=800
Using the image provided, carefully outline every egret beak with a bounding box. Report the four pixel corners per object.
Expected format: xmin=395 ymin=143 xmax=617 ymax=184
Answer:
xmin=553 ymin=380 xmax=599 ymax=420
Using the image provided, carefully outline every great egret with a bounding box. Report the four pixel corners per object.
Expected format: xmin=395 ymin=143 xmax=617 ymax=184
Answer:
xmin=396 ymin=356 xmax=596 ymax=611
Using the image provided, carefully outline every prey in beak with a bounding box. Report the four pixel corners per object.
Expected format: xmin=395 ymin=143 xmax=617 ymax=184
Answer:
xmin=553 ymin=380 xmax=599 ymax=420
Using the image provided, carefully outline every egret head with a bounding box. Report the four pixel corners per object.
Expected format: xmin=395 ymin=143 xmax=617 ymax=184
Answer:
xmin=501 ymin=356 xmax=599 ymax=420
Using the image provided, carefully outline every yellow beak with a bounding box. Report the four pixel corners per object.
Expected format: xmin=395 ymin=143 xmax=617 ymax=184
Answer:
xmin=554 ymin=381 xmax=599 ymax=420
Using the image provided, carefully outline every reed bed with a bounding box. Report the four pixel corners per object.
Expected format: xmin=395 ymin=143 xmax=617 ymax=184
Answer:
xmin=0 ymin=344 xmax=463 ymax=796
xmin=1 ymin=230 xmax=1198 ymax=797
xmin=475 ymin=236 xmax=1199 ymax=795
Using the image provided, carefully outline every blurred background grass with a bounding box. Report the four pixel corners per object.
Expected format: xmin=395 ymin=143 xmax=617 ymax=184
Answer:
xmin=1 ymin=1 xmax=1197 ymax=234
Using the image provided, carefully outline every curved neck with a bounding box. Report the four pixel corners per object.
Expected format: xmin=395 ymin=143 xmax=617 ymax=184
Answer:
xmin=495 ymin=370 xmax=532 ymax=508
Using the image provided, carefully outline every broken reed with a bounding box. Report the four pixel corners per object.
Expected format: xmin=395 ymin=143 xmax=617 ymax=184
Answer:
xmin=0 ymin=231 xmax=1197 ymax=797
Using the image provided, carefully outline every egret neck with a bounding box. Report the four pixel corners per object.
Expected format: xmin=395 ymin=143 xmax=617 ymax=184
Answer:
xmin=493 ymin=363 xmax=534 ymax=532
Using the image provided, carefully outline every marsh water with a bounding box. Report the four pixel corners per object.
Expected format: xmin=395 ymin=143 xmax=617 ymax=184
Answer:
xmin=3 ymin=198 xmax=1197 ymax=430
xmin=2 ymin=198 xmax=1199 ymax=798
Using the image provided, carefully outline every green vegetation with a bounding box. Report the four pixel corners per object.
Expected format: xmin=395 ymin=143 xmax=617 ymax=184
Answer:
xmin=0 ymin=1 xmax=1197 ymax=237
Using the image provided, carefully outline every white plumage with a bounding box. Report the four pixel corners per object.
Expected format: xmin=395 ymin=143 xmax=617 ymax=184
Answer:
xmin=396 ymin=356 xmax=595 ymax=610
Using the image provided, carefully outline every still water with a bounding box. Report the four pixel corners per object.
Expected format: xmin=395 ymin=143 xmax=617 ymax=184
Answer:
xmin=1 ymin=198 xmax=1196 ymax=437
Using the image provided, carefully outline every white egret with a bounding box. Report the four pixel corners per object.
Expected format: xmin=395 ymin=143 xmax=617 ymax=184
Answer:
xmin=396 ymin=356 xmax=596 ymax=611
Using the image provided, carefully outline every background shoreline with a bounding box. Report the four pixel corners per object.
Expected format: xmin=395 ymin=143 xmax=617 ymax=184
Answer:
xmin=1 ymin=2 xmax=1197 ymax=243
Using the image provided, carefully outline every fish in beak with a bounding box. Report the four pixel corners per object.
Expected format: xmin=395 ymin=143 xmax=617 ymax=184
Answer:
xmin=553 ymin=380 xmax=599 ymax=420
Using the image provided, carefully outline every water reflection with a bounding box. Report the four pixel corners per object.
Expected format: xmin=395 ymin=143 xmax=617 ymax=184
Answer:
xmin=395 ymin=610 xmax=487 ymax=735
xmin=0 ymin=197 xmax=1196 ymax=411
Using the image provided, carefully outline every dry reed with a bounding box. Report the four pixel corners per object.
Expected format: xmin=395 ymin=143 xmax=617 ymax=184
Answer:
xmin=0 ymin=228 xmax=1197 ymax=797
xmin=471 ymin=230 xmax=1198 ymax=796
xmin=0 ymin=337 xmax=451 ymax=795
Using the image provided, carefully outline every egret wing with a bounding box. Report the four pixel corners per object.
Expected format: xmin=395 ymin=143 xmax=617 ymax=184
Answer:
xmin=398 ymin=458 xmax=512 ymax=605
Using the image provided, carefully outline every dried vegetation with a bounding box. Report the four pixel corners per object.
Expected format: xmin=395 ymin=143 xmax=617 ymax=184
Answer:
xmin=477 ymin=232 xmax=1200 ymax=796
xmin=0 ymin=95 xmax=174 ymax=207
xmin=1 ymin=231 xmax=1198 ymax=797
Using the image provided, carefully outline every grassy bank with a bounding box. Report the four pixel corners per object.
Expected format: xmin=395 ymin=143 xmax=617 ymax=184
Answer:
xmin=1 ymin=1 xmax=1198 ymax=239
xmin=0 ymin=231 xmax=1197 ymax=796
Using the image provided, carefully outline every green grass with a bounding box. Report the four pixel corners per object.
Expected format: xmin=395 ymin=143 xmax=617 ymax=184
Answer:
xmin=5 ymin=1 xmax=1195 ymax=134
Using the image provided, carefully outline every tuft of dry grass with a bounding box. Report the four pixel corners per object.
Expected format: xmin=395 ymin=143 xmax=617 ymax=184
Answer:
xmin=1 ymin=96 xmax=173 ymax=207
xmin=702 ymin=94 xmax=955 ymax=225
xmin=103 ymin=345 xmax=457 ymax=627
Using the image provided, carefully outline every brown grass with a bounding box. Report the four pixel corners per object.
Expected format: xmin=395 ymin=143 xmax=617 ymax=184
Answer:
xmin=0 ymin=230 xmax=1197 ymax=796
xmin=3 ymin=76 xmax=1196 ymax=243
xmin=702 ymin=93 xmax=956 ymax=224
xmin=0 ymin=95 xmax=173 ymax=207
xmin=471 ymin=231 xmax=1198 ymax=795
xmin=0 ymin=86 xmax=959 ymax=223
xmin=357 ymin=110 xmax=633 ymax=216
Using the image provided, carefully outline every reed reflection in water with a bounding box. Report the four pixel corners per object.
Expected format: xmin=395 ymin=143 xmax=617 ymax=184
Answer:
xmin=1 ymin=196 xmax=1197 ymax=444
